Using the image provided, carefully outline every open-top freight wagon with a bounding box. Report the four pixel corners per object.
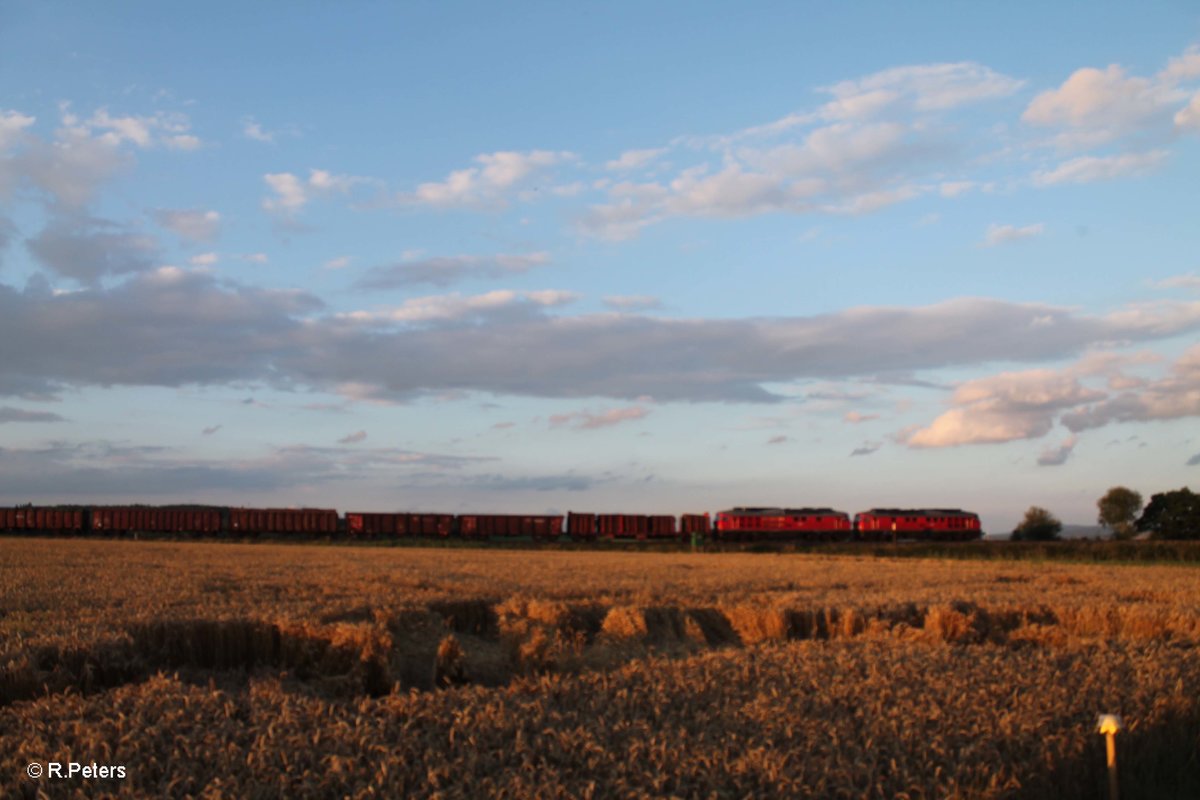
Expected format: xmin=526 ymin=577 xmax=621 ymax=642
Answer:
xmin=228 ymin=508 xmax=339 ymax=536
xmin=0 ymin=507 xmax=84 ymax=534
xmin=459 ymin=514 xmax=563 ymax=541
xmin=566 ymin=512 xmax=712 ymax=541
xmin=344 ymin=512 xmax=454 ymax=538
xmin=91 ymin=507 xmax=222 ymax=535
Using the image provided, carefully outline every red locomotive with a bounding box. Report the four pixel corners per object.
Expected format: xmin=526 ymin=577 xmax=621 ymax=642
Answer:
xmin=713 ymin=507 xmax=853 ymax=541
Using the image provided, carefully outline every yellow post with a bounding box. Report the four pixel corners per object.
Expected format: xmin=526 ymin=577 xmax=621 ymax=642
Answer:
xmin=1097 ymin=714 xmax=1123 ymax=800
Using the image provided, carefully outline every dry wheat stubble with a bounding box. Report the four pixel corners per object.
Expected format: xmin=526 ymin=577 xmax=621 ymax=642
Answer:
xmin=2 ymin=537 xmax=1199 ymax=797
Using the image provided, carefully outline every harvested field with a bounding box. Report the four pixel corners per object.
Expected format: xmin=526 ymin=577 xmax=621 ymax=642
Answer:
xmin=2 ymin=537 xmax=1199 ymax=797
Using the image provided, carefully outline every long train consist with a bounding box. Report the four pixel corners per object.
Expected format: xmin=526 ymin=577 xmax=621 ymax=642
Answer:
xmin=0 ymin=504 xmax=982 ymax=542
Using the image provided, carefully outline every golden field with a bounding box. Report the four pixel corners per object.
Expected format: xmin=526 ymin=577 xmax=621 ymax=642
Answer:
xmin=2 ymin=537 xmax=1199 ymax=798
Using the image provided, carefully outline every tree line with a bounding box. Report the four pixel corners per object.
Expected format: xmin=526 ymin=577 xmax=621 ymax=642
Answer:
xmin=1012 ymin=486 xmax=1199 ymax=541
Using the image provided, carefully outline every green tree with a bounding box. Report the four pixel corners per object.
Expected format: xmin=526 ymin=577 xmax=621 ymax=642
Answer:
xmin=1011 ymin=506 xmax=1062 ymax=541
xmin=1097 ymin=486 xmax=1143 ymax=540
xmin=1136 ymin=487 xmax=1200 ymax=540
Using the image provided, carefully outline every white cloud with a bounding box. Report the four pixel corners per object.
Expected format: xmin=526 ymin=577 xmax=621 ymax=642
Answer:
xmin=825 ymin=185 xmax=921 ymax=215
xmin=939 ymin=181 xmax=975 ymax=197
xmin=0 ymin=109 xmax=36 ymax=152
xmin=579 ymin=180 xmax=670 ymax=240
xmin=308 ymin=169 xmax=359 ymax=193
xmin=1062 ymin=344 xmax=1200 ymax=431
xmin=603 ymin=295 xmax=662 ymax=311
xmin=26 ymin=217 xmax=161 ymax=284
xmin=165 ymin=134 xmax=202 ymax=151
xmin=820 ymin=62 xmax=1024 ymax=119
xmin=1024 ymin=46 xmax=1200 ymax=148
xmin=86 ymin=108 xmax=154 ymax=147
xmin=189 ymin=252 xmax=219 ymax=267
xmin=357 ymin=252 xmax=551 ymax=288
xmin=243 ymin=119 xmax=274 ymax=143
xmin=85 ymin=108 xmax=202 ymax=150
xmin=8 ymin=262 xmax=1200 ymax=406
xmin=549 ymin=182 xmax=586 ymax=197
xmin=262 ymin=172 xmax=307 ymax=212
xmin=719 ymin=61 xmax=1022 ymax=144
xmin=665 ymin=165 xmax=790 ymax=218
xmin=343 ymin=288 xmax=579 ymax=323
xmin=906 ymin=369 xmax=1104 ymax=447
xmin=409 ymin=150 xmax=576 ymax=208
xmin=15 ymin=125 xmax=130 ymax=208
xmin=606 ymin=148 xmax=667 ymax=171
xmin=338 ymin=430 xmax=367 ymax=444
xmin=1160 ymin=46 xmax=1200 ymax=83
xmin=1069 ymin=349 xmax=1161 ymax=391
xmin=261 ymin=168 xmax=368 ymax=215
xmin=749 ymin=121 xmax=912 ymax=176
xmin=153 ymin=208 xmax=221 ymax=243
xmin=982 ymin=223 xmax=1044 ymax=247
xmin=1033 ymin=150 xmax=1167 ymax=186
xmin=1176 ymin=92 xmax=1200 ymax=131
xmin=844 ymin=411 xmax=879 ymax=424
xmin=585 ymin=114 xmax=946 ymax=238
xmin=1023 ymin=64 xmax=1180 ymax=135
xmin=0 ymin=406 xmax=65 ymax=424
xmin=524 ymin=289 xmax=578 ymax=306
xmin=294 ymin=297 xmax=1200 ymax=404
xmin=1153 ymin=273 xmax=1200 ymax=290
xmin=549 ymin=406 xmax=650 ymax=430
xmin=324 ymin=255 xmax=351 ymax=270
xmin=1037 ymin=434 xmax=1078 ymax=466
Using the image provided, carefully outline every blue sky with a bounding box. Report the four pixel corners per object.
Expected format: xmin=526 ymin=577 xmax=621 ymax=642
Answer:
xmin=1 ymin=1 xmax=1198 ymax=531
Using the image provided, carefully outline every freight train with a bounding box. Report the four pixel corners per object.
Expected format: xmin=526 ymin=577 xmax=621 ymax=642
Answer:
xmin=0 ymin=504 xmax=982 ymax=542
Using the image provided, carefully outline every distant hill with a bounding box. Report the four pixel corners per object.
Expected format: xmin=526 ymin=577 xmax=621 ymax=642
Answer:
xmin=986 ymin=524 xmax=1109 ymax=541
xmin=1060 ymin=524 xmax=1107 ymax=540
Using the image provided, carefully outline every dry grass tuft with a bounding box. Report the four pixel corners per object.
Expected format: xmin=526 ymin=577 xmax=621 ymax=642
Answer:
xmin=721 ymin=604 xmax=792 ymax=644
xmin=433 ymin=635 xmax=465 ymax=687
xmin=600 ymin=605 xmax=649 ymax=640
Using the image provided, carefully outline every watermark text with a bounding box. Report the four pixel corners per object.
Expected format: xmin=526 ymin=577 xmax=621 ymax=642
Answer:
xmin=26 ymin=761 xmax=127 ymax=780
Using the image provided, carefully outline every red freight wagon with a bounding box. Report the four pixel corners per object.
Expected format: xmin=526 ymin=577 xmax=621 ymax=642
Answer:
xmin=854 ymin=509 xmax=981 ymax=542
xmin=680 ymin=513 xmax=710 ymax=541
xmin=91 ymin=507 xmax=221 ymax=534
xmin=345 ymin=512 xmax=401 ymax=537
xmin=594 ymin=514 xmax=678 ymax=540
xmin=647 ymin=515 xmax=677 ymax=540
xmin=458 ymin=514 xmax=563 ymax=541
xmin=409 ymin=513 xmax=454 ymax=538
xmin=0 ymin=507 xmax=84 ymax=532
xmin=713 ymin=507 xmax=852 ymax=542
xmin=229 ymin=508 xmax=338 ymax=535
xmin=567 ymin=512 xmax=596 ymax=541
xmin=344 ymin=512 xmax=453 ymax=538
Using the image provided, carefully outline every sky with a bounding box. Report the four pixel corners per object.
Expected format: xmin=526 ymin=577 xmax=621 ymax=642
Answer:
xmin=1 ymin=1 xmax=1198 ymax=532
